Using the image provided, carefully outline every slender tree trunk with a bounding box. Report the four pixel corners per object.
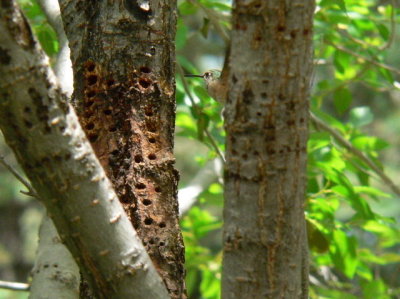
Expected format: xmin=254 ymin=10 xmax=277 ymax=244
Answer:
xmin=59 ymin=1 xmax=186 ymax=297
xmin=222 ymin=1 xmax=315 ymax=298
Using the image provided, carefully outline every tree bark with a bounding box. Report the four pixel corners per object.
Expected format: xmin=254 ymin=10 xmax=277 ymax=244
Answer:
xmin=0 ymin=1 xmax=169 ymax=298
xmin=222 ymin=1 xmax=315 ymax=298
xmin=58 ymin=0 xmax=186 ymax=297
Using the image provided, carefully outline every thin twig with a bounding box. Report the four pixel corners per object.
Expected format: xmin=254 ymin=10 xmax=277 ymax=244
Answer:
xmin=327 ymin=42 xmax=400 ymax=76
xmin=310 ymin=113 xmax=400 ymax=197
xmin=0 ymin=156 xmax=38 ymax=198
xmin=190 ymin=0 xmax=230 ymax=45
xmin=176 ymin=63 xmax=226 ymax=163
xmin=0 ymin=280 xmax=30 ymax=291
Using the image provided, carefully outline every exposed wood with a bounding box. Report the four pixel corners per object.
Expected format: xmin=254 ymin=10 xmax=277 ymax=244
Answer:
xmin=59 ymin=1 xmax=186 ymax=297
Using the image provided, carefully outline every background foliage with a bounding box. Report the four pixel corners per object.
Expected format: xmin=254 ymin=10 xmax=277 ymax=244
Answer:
xmin=1 ymin=0 xmax=400 ymax=298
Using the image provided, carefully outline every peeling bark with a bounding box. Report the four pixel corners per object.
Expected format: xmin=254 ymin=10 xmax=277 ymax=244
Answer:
xmin=222 ymin=1 xmax=315 ymax=298
xmin=59 ymin=0 xmax=185 ymax=297
xmin=0 ymin=1 xmax=169 ymax=298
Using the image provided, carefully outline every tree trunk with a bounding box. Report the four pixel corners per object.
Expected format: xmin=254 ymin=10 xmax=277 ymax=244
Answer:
xmin=59 ymin=0 xmax=186 ymax=297
xmin=222 ymin=1 xmax=315 ymax=298
xmin=0 ymin=1 xmax=169 ymax=298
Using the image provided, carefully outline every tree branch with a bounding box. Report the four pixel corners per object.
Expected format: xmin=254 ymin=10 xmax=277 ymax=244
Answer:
xmin=310 ymin=113 xmax=400 ymax=197
xmin=0 ymin=280 xmax=29 ymax=291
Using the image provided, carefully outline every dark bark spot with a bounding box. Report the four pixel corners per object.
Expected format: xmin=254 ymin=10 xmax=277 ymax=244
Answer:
xmin=86 ymin=90 xmax=96 ymax=98
xmin=139 ymin=78 xmax=151 ymax=89
xmin=134 ymin=155 xmax=143 ymax=163
xmin=24 ymin=119 xmax=33 ymax=128
xmin=135 ymin=183 xmax=146 ymax=189
xmin=87 ymin=75 xmax=98 ymax=86
xmin=242 ymin=87 xmax=254 ymax=104
xmin=277 ymin=25 xmax=285 ymax=32
xmin=145 ymin=107 xmax=154 ymax=116
xmin=85 ymin=100 xmax=94 ymax=107
xmin=232 ymin=75 xmax=238 ymax=84
xmin=278 ymin=94 xmax=285 ymax=101
xmin=88 ymin=134 xmax=98 ymax=142
xmin=110 ymin=149 xmax=119 ymax=156
xmin=23 ymin=106 xmax=31 ymax=113
xmin=106 ymin=79 xmax=115 ymax=87
xmin=86 ymin=62 xmax=96 ymax=72
xmin=290 ymin=30 xmax=297 ymax=39
xmin=103 ymin=109 xmax=112 ymax=115
xmin=0 ymin=47 xmax=11 ymax=65
xmin=140 ymin=66 xmax=151 ymax=73
xmin=85 ymin=123 xmax=95 ymax=130
xmin=144 ymin=217 xmax=153 ymax=225
xmin=109 ymin=126 xmax=117 ymax=132
xmin=28 ymin=87 xmax=50 ymax=133
xmin=303 ymin=28 xmax=310 ymax=35
xmin=143 ymin=199 xmax=152 ymax=206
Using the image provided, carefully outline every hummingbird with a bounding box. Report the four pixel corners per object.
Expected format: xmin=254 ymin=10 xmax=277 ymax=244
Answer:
xmin=184 ymin=70 xmax=228 ymax=104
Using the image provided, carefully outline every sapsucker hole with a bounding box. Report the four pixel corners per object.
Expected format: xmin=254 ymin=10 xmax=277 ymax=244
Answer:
xmin=84 ymin=111 xmax=93 ymax=118
xmin=86 ymin=90 xmax=96 ymax=98
xmin=86 ymin=62 xmax=96 ymax=72
xmin=150 ymin=46 xmax=156 ymax=55
xmin=159 ymin=241 xmax=165 ymax=246
xmin=85 ymin=123 xmax=95 ymax=130
xmin=103 ymin=109 xmax=112 ymax=115
xmin=134 ymin=155 xmax=143 ymax=163
xmin=148 ymin=137 xmax=156 ymax=143
xmin=135 ymin=183 xmax=146 ymax=190
xmin=145 ymin=109 xmax=153 ymax=117
xmin=106 ymin=79 xmax=115 ymax=87
xmin=149 ymin=238 xmax=155 ymax=245
xmin=158 ymin=222 xmax=166 ymax=228
xmin=87 ymin=75 xmax=98 ymax=86
xmin=24 ymin=120 xmax=33 ymax=128
xmin=110 ymin=149 xmax=119 ymax=156
xmin=109 ymin=126 xmax=117 ymax=132
xmin=85 ymin=100 xmax=94 ymax=107
xmin=139 ymin=78 xmax=151 ymax=88
xmin=144 ymin=218 xmax=153 ymax=225
xmin=155 ymin=186 xmax=161 ymax=193
xmin=88 ymin=134 xmax=98 ymax=142
xmin=23 ymin=106 xmax=31 ymax=113
xmin=143 ymin=199 xmax=152 ymax=206
xmin=148 ymin=153 xmax=156 ymax=160
xmin=140 ymin=66 xmax=151 ymax=73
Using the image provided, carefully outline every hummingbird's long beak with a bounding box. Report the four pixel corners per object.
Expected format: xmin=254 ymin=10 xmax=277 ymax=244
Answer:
xmin=184 ymin=74 xmax=204 ymax=78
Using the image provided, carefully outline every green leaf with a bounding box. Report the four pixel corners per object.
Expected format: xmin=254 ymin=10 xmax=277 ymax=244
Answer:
xmin=333 ymin=87 xmax=352 ymax=114
xmin=349 ymin=106 xmax=373 ymax=127
xmin=179 ymin=1 xmax=198 ymax=15
xmin=176 ymin=20 xmax=188 ymax=50
xmin=376 ymin=23 xmax=389 ymax=41
xmin=330 ymin=229 xmax=358 ymax=279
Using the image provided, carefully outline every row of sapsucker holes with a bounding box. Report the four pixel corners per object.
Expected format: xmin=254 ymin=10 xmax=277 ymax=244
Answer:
xmin=83 ymin=61 xmax=167 ymax=243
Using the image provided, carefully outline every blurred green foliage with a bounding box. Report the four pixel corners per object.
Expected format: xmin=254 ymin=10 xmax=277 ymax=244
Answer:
xmin=1 ymin=0 xmax=400 ymax=298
